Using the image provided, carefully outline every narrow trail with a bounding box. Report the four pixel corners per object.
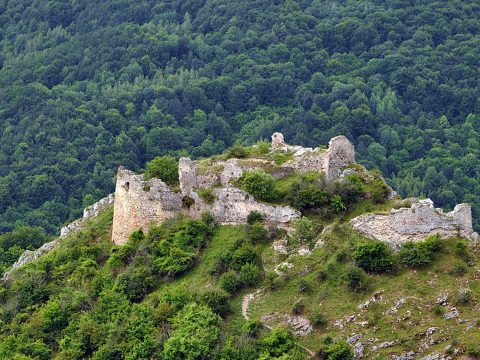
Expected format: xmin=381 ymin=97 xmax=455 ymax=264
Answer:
xmin=241 ymin=288 xmax=316 ymax=358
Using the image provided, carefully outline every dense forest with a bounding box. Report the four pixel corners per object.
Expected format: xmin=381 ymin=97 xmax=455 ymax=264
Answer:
xmin=0 ymin=0 xmax=479 ymax=240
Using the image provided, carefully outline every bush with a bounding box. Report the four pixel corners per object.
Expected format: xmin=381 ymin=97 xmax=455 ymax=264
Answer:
xmin=264 ymin=271 xmax=281 ymax=290
xmin=240 ymin=263 xmax=260 ymax=286
xmin=400 ymin=235 xmax=440 ymax=268
xmin=261 ymin=327 xmax=295 ymax=357
xmin=231 ymin=245 xmax=259 ymax=271
xmin=291 ymin=298 xmax=305 ymax=314
xmin=290 ymin=217 xmax=315 ymax=246
xmin=318 ymin=340 xmax=353 ymax=360
xmin=309 ymin=311 xmax=327 ymax=328
xmin=218 ymin=271 xmax=241 ymax=294
xmin=227 ymin=142 xmax=249 ymax=158
xmin=198 ymin=188 xmax=216 ymax=204
xmin=297 ymin=278 xmax=311 ymax=293
xmin=353 ymin=240 xmax=394 ymax=273
xmin=456 ymin=289 xmax=472 ymax=305
xmin=330 ymin=195 xmax=346 ymax=213
xmin=448 ymin=260 xmax=468 ymax=276
xmin=145 ymin=156 xmax=179 ymax=186
xmin=242 ymin=320 xmax=262 ymax=338
xmin=199 ymin=288 xmax=230 ymax=316
xmin=345 ymin=267 xmax=370 ymax=292
xmin=246 ymin=211 xmax=264 ymax=225
xmin=246 ymin=223 xmax=268 ymax=244
xmin=241 ymin=170 xmax=278 ymax=201
xmin=454 ymin=240 xmax=471 ymax=261
xmin=292 ymin=185 xmax=330 ymax=210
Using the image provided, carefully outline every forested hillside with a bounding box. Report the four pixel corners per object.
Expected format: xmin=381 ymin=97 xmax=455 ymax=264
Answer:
xmin=0 ymin=0 xmax=479 ymax=236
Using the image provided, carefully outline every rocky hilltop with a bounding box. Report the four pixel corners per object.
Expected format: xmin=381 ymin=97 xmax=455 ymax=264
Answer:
xmin=111 ymin=133 xmax=355 ymax=245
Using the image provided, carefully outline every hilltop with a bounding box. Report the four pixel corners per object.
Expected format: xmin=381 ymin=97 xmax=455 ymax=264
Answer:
xmin=0 ymin=135 xmax=479 ymax=359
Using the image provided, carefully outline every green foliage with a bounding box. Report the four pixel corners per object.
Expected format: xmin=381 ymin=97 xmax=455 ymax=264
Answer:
xmin=353 ymin=240 xmax=394 ymax=273
xmin=400 ymin=235 xmax=440 ymax=268
xmin=144 ymin=156 xmax=179 ymax=186
xmin=198 ymin=288 xmax=230 ymax=317
xmin=242 ymin=320 xmax=262 ymax=338
xmin=246 ymin=223 xmax=268 ymax=244
xmin=318 ymin=340 xmax=353 ymax=360
xmin=247 ymin=211 xmax=264 ymax=225
xmin=218 ymin=271 xmax=241 ymax=294
xmin=198 ymin=188 xmax=216 ymax=204
xmin=162 ymin=303 xmax=221 ymax=360
xmin=240 ymin=170 xmax=279 ymax=202
xmin=240 ymin=263 xmax=261 ymax=287
xmin=344 ymin=267 xmax=370 ymax=292
xmin=227 ymin=142 xmax=249 ymax=159
xmin=289 ymin=217 xmax=315 ymax=246
xmin=261 ymin=327 xmax=295 ymax=358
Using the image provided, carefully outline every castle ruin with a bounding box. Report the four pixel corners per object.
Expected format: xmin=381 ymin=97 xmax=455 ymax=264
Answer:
xmin=111 ymin=133 xmax=356 ymax=244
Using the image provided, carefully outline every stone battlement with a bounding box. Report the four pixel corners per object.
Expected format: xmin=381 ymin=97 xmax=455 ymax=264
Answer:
xmin=350 ymin=198 xmax=478 ymax=248
xmin=111 ymin=133 xmax=355 ymax=244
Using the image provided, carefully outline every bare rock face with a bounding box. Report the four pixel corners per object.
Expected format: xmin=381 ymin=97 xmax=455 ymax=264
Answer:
xmin=350 ymin=199 xmax=478 ymax=247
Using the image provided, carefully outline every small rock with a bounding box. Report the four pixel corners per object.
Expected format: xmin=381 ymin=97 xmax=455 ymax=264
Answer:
xmin=297 ymin=245 xmax=311 ymax=256
xmin=348 ymin=334 xmax=363 ymax=345
xmin=353 ymin=342 xmax=364 ymax=359
xmin=436 ymin=293 xmax=449 ymax=305
xmin=392 ymin=351 xmax=416 ymax=360
xmin=444 ymin=308 xmax=459 ymax=320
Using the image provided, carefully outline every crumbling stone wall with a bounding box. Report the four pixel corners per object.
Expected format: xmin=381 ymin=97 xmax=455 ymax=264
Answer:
xmin=275 ymin=134 xmax=355 ymax=181
xmin=112 ymin=167 xmax=183 ymax=245
xmin=112 ymin=133 xmax=357 ymax=244
xmin=350 ymin=199 xmax=479 ymax=248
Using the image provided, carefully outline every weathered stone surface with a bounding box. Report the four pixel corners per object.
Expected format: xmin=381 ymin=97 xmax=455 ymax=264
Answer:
xmin=60 ymin=193 xmax=114 ymax=238
xmin=2 ymin=240 xmax=60 ymax=280
xmin=281 ymin=134 xmax=355 ymax=181
xmin=112 ymin=133 xmax=356 ymax=244
xmin=350 ymin=199 xmax=478 ymax=247
xmin=261 ymin=312 xmax=313 ymax=336
xmin=271 ymin=132 xmax=285 ymax=149
xmin=112 ymin=167 xmax=183 ymax=245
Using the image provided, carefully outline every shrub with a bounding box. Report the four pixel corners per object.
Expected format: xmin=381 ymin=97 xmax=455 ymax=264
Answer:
xmin=456 ymin=289 xmax=472 ymax=305
xmin=400 ymin=235 xmax=440 ymax=268
xmin=246 ymin=223 xmax=268 ymax=244
xmin=162 ymin=303 xmax=221 ymax=360
xmin=240 ymin=263 xmax=260 ymax=286
xmin=242 ymin=320 xmax=262 ymax=338
xmin=353 ymin=240 xmax=394 ymax=273
xmin=199 ymin=288 xmax=230 ymax=316
xmin=241 ymin=170 xmax=278 ymax=201
xmin=297 ymin=278 xmax=311 ymax=293
xmin=227 ymin=142 xmax=249 ymax=158
xmin=264 ymin=271 xmax=281 ymax=290
xmin=201 ymin=212 xmax=215 ymax=228
xmin=345 ymin=267 xmax=370 ymax=292
xmin=316 ymin=269 xmax=328 ymax=282
xmin=261 ymin=327 xmax=295 ymax=357
xmin=247 ymin=211 xmax=264 ymax=224
xmin=291 ymin=185 xmax=330 ymax=210
xmin=290 ymin=217 xmax=315 ymax=246
xmin=448 ymin=260 xmax=468 ymax=276
xmin=309 ymin=311 xmax=327 ymax=328
xmin=231 ymin=245 xmax=259 ymax=271
xmin=291 ymin=298 xmax=305 ymax=314
xmin=218 ymin=271 xmax=241 ymax=294
xmin=198 ymin=188 xmax=216 ymax=204
xmin=454 ymin=240 xmax=471 ymax=261
xmin=318 ymin=340 xmax=353 ymax=360
xmin=330 ymin=195 xmax=346 ymax=213
xmin=145 ymin=156 xmax=179 ymax=186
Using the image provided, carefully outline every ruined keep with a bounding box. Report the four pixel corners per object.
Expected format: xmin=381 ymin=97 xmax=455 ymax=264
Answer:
xmin=111 ymin=133 xmax=356 ymax=244
xmin=350 ymin=199 xmax=478 ymax=248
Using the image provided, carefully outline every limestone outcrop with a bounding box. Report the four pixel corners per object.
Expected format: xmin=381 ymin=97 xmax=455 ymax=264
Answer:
xmin=112 ymin=133 xmax=355 ymax=244
xmin=350 ymin=199 xmax=478 ymax=248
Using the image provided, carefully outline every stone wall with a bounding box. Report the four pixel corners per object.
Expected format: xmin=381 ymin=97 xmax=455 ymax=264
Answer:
xmin=111 ymin=167 xmax=183 ymax=245
xmin=111 ymin=133 xmax=356 ymax=245
xmin=350 ymin=199 xmax=479 ymax=248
